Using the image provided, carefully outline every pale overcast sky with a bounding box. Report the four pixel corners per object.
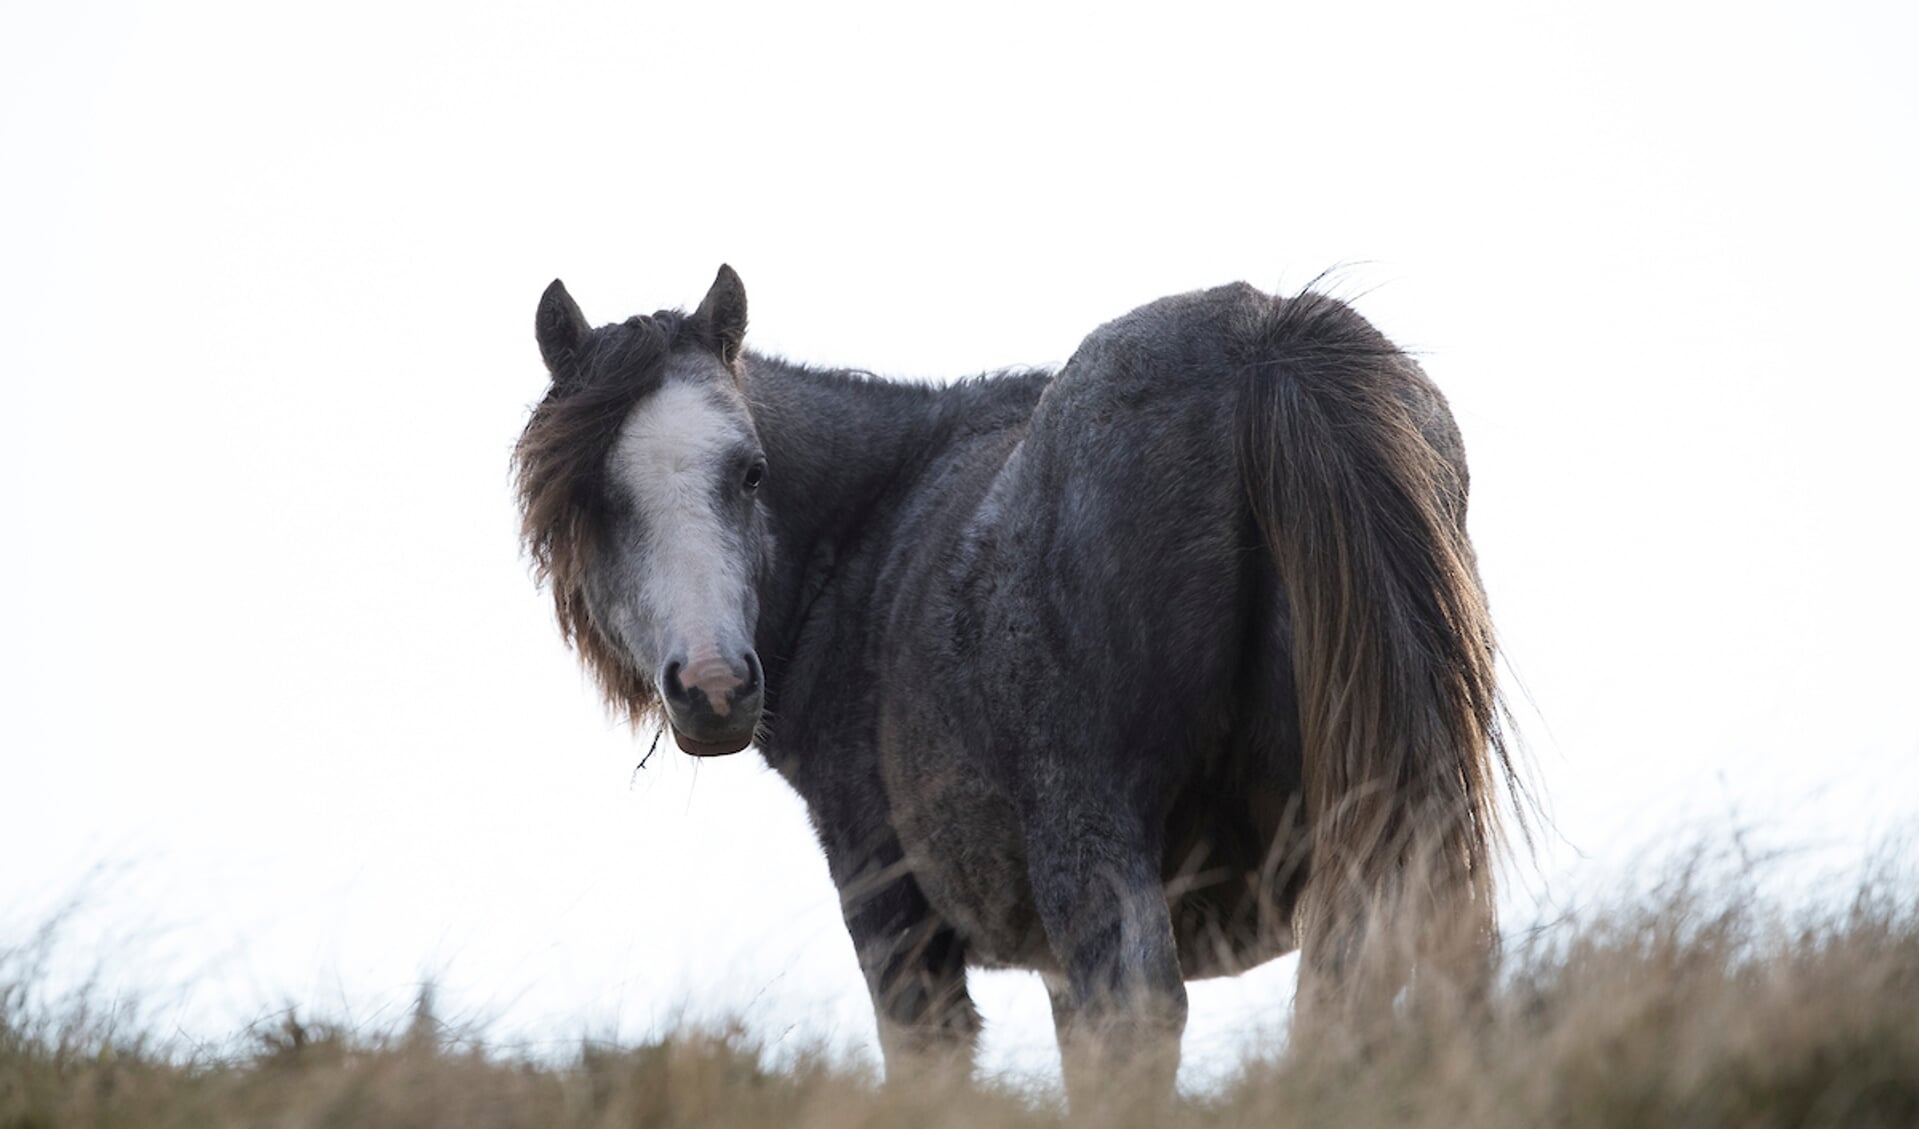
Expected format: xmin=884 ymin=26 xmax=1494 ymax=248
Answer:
xmin=3 ymin=0 xmax=1915 ymax=1090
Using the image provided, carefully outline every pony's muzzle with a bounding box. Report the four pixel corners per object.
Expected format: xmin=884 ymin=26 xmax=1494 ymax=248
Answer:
xmin=660 ymin=649 xmax=762 ymax=756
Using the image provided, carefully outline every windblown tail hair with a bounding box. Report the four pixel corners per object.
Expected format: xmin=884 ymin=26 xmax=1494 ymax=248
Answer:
xmin=1235 ymin=290 xmax=1520 ymax=1028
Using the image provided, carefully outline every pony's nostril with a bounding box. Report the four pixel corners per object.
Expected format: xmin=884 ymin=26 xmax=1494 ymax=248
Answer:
xmin=662 ymin=660 xmax=686 ymax=700
xmin=741 ymin=651 xmax=762 ymax=694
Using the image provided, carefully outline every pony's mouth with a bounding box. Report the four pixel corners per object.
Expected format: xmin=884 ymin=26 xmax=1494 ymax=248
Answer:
xmin=672 ymin=728 xmax=753 ymax=757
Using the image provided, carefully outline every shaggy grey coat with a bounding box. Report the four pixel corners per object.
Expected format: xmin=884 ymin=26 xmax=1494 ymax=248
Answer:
xmin=515 ymin=268 xmax=1518 ymax=1099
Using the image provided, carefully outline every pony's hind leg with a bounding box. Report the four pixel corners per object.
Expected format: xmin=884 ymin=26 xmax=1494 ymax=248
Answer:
xmin=1024 ymin=808 xmax=1186 ymax=1106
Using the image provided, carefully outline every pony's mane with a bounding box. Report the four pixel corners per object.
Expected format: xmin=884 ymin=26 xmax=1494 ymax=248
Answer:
xmin=512 ymin=310 xmax=690 ymax=725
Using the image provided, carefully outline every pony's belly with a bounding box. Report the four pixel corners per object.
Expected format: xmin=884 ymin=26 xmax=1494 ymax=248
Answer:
xmin=1161 ymin=783 xmax=1309 ymax=979
xmin=883 ymin=713 xmax=1308 ymax=977
xmin=1166 ymin=869 xmax=1303 ymax=979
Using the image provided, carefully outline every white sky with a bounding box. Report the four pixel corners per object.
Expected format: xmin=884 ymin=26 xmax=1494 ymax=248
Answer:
xmin=3 ymin=0 xmax=1915 ymax=1091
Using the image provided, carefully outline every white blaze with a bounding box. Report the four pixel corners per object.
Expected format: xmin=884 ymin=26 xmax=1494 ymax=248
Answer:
xmin=609 ymin=379 xmax=752 ymax=678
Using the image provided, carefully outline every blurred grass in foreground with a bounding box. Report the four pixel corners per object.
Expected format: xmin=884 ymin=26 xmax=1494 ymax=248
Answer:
xmin=3 ymin=844 xmax=1916 ymax=1128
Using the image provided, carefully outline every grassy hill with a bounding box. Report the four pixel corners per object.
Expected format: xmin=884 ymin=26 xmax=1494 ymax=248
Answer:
xmin=4 ymin=849 xmax=1915 ymax=1128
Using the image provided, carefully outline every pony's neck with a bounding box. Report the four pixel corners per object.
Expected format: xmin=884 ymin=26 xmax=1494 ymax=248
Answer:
xmin=743 ymin=352 xmax=944 ymax=653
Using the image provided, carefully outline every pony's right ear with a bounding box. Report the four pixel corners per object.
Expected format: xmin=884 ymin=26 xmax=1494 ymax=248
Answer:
xmin=694 ymin=264 xmax=749 ymax=368
xmin=535 ymin=279 xmax=590 ymax=373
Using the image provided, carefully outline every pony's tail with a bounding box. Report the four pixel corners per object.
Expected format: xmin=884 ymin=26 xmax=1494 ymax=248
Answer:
xmin=1234 ymin=291 xmax=1515 ymax=1031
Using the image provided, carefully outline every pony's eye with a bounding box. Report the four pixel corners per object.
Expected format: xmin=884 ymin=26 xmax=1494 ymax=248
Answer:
xmin=743 ymin=459 xmax=766 ymax=492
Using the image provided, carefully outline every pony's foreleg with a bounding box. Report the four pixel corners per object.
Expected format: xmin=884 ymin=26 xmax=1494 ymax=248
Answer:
xmin=831 ymin=852 xmax=979 ymax=1082
xmin=1025 ymin=813 xmax=1185 ymax=1105
xmin=859 ymin=919 xmax=978 ymax=1082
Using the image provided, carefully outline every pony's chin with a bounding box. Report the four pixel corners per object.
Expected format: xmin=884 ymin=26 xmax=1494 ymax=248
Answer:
xmin=672 ymin=729 xmax=753 ymax=757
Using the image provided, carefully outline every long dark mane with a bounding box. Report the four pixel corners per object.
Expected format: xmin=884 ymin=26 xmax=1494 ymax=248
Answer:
xmin=512 ymin=310 xmax=688 ymax=724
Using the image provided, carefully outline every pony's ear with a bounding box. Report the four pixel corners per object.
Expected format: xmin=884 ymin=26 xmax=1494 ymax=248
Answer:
xmin=535 ymin=279 xmax=590 ymax=373
xmin=694 ymin=264 xmax=748 ymax=368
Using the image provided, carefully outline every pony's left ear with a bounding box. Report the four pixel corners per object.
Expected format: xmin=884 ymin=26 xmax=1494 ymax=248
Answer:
xmin=535 ymin=279 xmax=590 ymax=374
xmin=694 ymin=264 xmax=748 ymax=369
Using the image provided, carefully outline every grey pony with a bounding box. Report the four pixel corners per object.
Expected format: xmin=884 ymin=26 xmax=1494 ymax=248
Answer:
xmin=514 ymin=266 xmax=1520 ymax=1099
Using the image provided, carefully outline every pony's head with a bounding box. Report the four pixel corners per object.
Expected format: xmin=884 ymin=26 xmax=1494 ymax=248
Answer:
xmin=514 ymin=265 xmax=769 ymax=755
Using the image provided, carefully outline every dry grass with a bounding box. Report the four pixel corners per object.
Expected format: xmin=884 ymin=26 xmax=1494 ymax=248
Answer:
xmin=4 ymin=847 xmax=1916 ymax=1129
